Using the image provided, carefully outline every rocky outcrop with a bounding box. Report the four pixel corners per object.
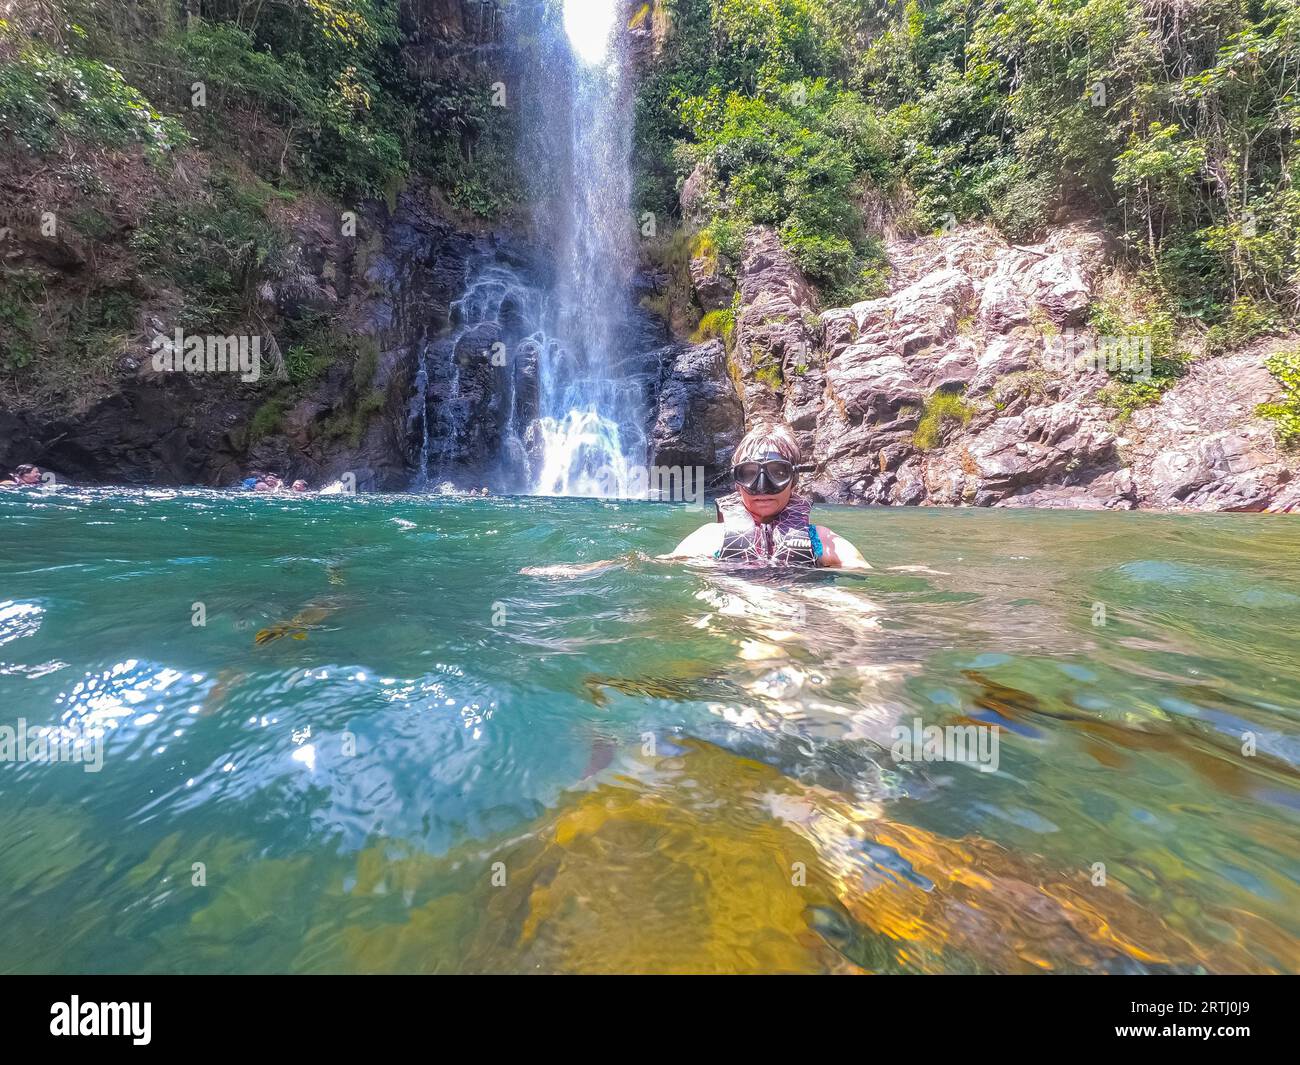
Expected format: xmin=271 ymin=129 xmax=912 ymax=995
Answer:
xmin=655 ymin=219 xmax=1299 ymax=510
xmin=624 ymin=0 xmax=673 ymax=69
xmin=1123 ymin=348 xmax=1297 ymax=511
xmin=0 ymin=188 xmax=495 ymax=491
xmin=649 ymin=340 xmax=744 ymax=488
xmin=0 ymin=2 xmax=508 ymax=492
xmin=730 ymin=228 xmax=819 ymax=432
xmin=688 ymin=252 xmax=734 ymax=313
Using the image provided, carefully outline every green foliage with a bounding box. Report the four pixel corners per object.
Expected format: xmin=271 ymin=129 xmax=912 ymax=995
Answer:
xmin=692 ymin=308 xmax=735 ymax=344
xmin=0 ymin=269 xmax=42 ymax=372
xmin=706 ymin=217 xmax=746 ymax=263
xmin=677 ymin=80 xmax=893 ymax=296
xmin=129 ymin=172 xmax=284 ymax=330
xmin=913 ymin=390 xmax=974 ymax=450
xmin=1257 ymin=350 xmax=1300 ymax=448
xmin=5 ymin=1 xmax=511 ymax=207
xmin=172 ymin=19 xmax=404 ymax=199
xmin=0 ymin=268 xmax=138 ymax=401
xmin=641 ymin=0 xmax=1300 ymax=324
xmin=282 ymin=318 xmax=375 ymax=385
xmin=248 ymin=397 xmax=289 ymax=443
xmin=316 ymin=388 xmax=386 ymax=447
xmin=882 ymin=0 xmax=1300 ymax=320
xmin=0 ymin=37 xmax=187 ymax=158
xmin=1089 ymin=287 xmax=1188 ymax=417
xmin=1205 ymin=296 xmax=1282 ymax=354
xmin=1089 ymin=291 xmax=1178 ymax=368
xmin=753 ymin=358 xmax=783 ymax=390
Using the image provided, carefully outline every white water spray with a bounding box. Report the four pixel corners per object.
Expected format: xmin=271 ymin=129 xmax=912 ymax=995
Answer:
xmin=528 ymin=0 xmax=646 ymax=497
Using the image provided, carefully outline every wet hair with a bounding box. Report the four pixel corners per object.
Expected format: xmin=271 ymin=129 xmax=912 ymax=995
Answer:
xmin=732 ymin=422 xmax=801 ymax=465
xmin=13 ymin=464 xmax=38 ymax=476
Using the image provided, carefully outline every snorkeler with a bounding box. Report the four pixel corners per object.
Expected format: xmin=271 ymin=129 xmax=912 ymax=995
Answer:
xmin=665 ymin=423 xmax=869 ymax=569
xmin=0 ymin=464 xmax=45 ymax=488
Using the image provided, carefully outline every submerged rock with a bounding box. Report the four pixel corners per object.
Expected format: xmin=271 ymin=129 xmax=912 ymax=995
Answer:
xmin=298 ymin=738 xmax=1292 ymax=974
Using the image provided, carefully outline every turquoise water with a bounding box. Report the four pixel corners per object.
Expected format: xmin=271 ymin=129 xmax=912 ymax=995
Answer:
xmin=1 ymin=488 xmax=1298 ymax=973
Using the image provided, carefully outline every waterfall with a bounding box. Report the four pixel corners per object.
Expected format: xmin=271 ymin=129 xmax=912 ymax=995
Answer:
xmin=526 ymin=0 xmax=648 ymax=497
xmin=410 ymin=0 xmax=661 ymax=497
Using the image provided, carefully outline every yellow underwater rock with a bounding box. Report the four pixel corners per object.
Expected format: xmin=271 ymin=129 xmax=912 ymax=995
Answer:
xmin=314 ymin=737 xmax=1300 ymax=973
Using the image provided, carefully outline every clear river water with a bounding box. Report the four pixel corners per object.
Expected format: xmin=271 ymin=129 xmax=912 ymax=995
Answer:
xmin=1 ymin=488 xmax=1297 ymax=972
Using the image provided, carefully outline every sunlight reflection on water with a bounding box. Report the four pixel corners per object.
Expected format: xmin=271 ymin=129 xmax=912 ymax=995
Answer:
xmin=0 ymin=489 xmax=1297 ymax=972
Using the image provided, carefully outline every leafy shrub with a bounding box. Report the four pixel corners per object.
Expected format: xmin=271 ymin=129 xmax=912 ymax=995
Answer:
xmin=1257 ymin=350 xmax=1300 ymax=449
xmin=913 ymin=391 xmax=974 ymax=450
xmin=677 ymin=79 xmax=892 ymax=299
xmin=0 ymin=269 xmax=42 ymax=372
xmin=173 ymin=21 xmax=404 ymax=199
xmin=1089 ymin=287 xmax=1188 ymax=417
xmin=1205 ymin=297 xmax=1281 ymax=355
xmin=130 ymin=172 xmax=284 ymax=329
xmin=282 ymin=318 xmax=372 ymax=385
xmin=0 ymin=40 xmax=187 ymax=158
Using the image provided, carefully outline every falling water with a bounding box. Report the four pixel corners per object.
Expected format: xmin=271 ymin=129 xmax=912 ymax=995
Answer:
xmin=411 ymin=0 xmax=658 ymax=496
xmin=527 ymin=0 xmax=648 ymax=496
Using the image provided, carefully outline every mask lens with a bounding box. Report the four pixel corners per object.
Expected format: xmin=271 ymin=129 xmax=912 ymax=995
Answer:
xmin=764 ymin=460 xmax=794 ymax=489
xmin=732 ymin=462 xmax=762 ymax=491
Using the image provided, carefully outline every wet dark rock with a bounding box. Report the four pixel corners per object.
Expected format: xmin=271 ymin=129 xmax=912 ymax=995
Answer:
xmin=0 ymin=186 xmax=497 ymax=490
xmin=649 ymin=340 xmax=744 ymax=489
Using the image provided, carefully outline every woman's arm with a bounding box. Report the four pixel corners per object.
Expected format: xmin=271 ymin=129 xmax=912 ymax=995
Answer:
xmin=660 ymin=523 xmax=724 ymax=561
xmin=816 ymin=526 xmax=871 ymax=569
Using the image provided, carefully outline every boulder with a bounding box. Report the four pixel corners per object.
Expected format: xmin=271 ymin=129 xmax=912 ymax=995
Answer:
xmin=688 ymin=252 xmax=735 ymax=313
xmin=649 ymin=340 xmax=744 ymax=488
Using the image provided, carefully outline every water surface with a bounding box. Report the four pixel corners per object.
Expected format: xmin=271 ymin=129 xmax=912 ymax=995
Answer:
xmin=1 ymin=489 xmax=1298 ymax=973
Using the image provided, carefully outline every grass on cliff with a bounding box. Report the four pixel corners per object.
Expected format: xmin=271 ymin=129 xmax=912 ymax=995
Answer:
xmin=913 ymin=391 xmax=975 ymax=451
xmin=691 ymin=308 xmax=735 ymax=345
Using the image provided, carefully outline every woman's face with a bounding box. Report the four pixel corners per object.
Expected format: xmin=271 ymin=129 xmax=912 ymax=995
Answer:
xmin=739 ymin=481 xmax=793 ymax=521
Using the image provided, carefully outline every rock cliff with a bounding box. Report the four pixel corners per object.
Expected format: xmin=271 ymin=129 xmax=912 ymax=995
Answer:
xmin=650 ymin=224 xmax=1299 ymax=511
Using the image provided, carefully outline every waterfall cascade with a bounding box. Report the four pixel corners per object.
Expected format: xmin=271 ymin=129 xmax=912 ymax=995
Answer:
xmin=530 ymin=0 xmax=647 ymax=496
xmin=410 ymin=0 xmax=661 ymax=497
